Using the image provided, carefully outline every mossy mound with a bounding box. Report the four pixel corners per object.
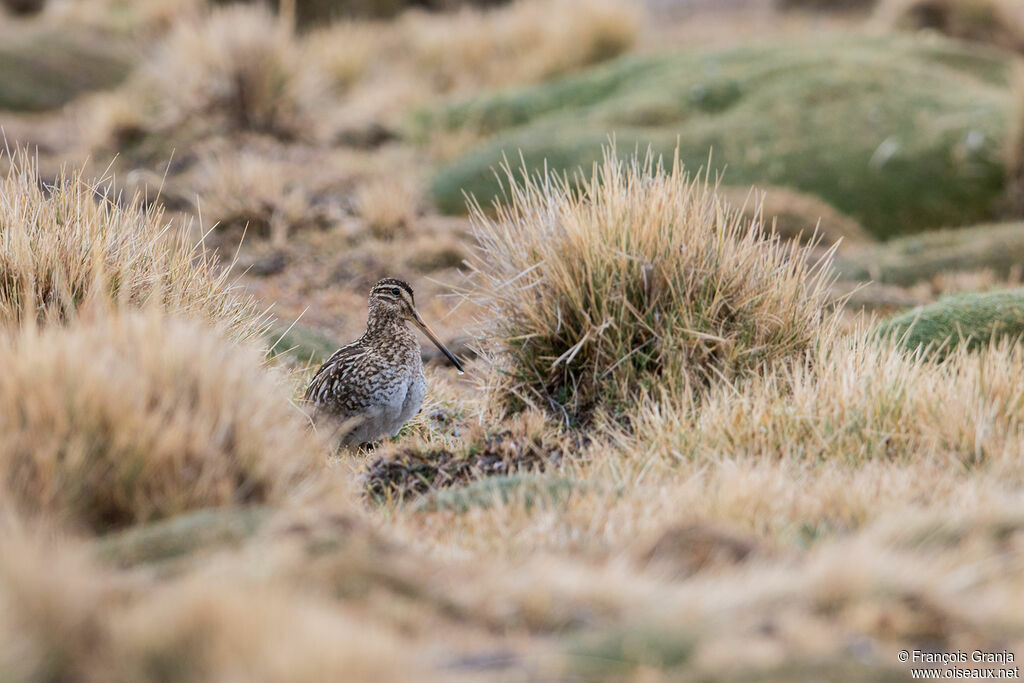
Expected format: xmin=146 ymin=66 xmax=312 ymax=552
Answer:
xmin=96 ymin=507 xmax=270 ymax=568
xmin=876 ymin=288 xmax=1024 ymax=358
xmin=0 ymin=26 xmax=131 ymax=111
xmin=835 ymin=221 xmax=1024 ymax=285
xmin=428 ymin=35 xmax=1010 ymax=238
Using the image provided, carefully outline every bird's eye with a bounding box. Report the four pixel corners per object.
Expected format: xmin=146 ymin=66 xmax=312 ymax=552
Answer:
xmin=391 ymin=287 xmax=401 ymax=296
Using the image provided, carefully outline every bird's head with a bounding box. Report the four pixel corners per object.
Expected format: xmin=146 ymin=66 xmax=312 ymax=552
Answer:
xmin=368 ymin=278 xmax=464 ymax=372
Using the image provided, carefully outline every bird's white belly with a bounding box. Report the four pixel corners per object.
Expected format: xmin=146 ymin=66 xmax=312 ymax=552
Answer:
xmin=341 ymin=371 xmax=426 ymax=444
xmin=393 ymin=374 xmax=426 ymax=434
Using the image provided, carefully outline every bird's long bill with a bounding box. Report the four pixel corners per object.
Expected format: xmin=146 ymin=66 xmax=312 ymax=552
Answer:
xmin=412 ymin=309 xmax=465 ymax=373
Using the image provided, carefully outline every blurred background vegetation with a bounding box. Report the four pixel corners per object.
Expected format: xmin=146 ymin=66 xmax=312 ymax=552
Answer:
xmin=4 ymin=0 xmax=1024 ymax=680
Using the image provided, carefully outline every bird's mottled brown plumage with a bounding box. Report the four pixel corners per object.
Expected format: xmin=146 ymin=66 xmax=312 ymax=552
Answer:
xmin=304 ymin=278 xmax=463 ymax=446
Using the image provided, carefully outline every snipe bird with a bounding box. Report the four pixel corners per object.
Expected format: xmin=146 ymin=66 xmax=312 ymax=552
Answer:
xmin=304 ymin=278 xmax=464 ymax=446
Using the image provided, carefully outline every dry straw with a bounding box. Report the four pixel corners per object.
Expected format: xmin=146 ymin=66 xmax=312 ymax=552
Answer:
xmin=356 ymin=175 xmax=421 ymax=240
xmin=192 ymin=151 xmax=311 ymax=243
xmin=0 ymin=311 xmax=326 ymax=532
xmin=467 ymin=144 xmax=838 ymax=424
xmin=137 ymin=4 xmax=323 ymax=141
xmin=877 ymin=0 xmax=1024 ymax=53
xmin=0 ymin=513 xmax=416 ymax=682
xmin=0 ymin=150 xmax=265 ymax=339
xmin=397 ymin=0 xmax=640 ymax=92
xmin=628 ymin=333 xmax=1024 ymax=469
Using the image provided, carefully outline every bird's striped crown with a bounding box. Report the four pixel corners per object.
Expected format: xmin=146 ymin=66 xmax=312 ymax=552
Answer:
xmin=370 ymin=278 xmax=414 ymax=303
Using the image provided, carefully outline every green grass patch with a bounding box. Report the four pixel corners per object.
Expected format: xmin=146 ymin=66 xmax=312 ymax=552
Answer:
xmin=96 ymin=506 xmax=270 ymax=568
xmin=427 ymin=35 xmax=1010 ymax=238
xmin=564 ymin=626 xmax=695 ymax=677
xmin=266 ymin=322 xmax=340 ymax=366
xmin=0 ymin=26 xmax=132 ymax=111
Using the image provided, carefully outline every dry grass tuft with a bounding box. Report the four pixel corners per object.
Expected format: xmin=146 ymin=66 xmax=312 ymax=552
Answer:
xmin=0 ymin=514 xmax=119 ymax=682
xmin=0 ymin=513 xmax=421 ymax=682
xmin=877 ymin=0 xmax=1024 ymax=52
xmin=85 ymin=92 xmax=150 ymax=153
xmin=304 ymin=21 xmax=381 ymax=92
xmin=304 ymin=0 xmax=640 ymax=120
xmin=398 ymin=0 xmax=640 ymax=92
xmin=0 ymin=312 xmax=327 ymax=532
xmin=0 ymin=151 xmax=265 ymax=340
xmin=137 ymin=4 xmax=323 ymax=141
xmin=290 ymin=0 xmax=640 ymax=141
xmin=193 ymin=151 xmax=317 ymax=244
xmin=467 ymin=145 xmax=837 ymax=424
xmin=720 ymin=185 xmax=873 ymax=247
xmin=111 ymin=577 xmax=414 ymax=683
xmin=356 ymin=176 xmax=421 ymax=240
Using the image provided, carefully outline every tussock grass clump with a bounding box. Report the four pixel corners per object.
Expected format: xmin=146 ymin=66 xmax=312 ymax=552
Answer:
xmin=305 ymin=0 xmax=638 ymax=110
xmin=0 ymin=516 xmax=419 ymax=682
xmin=0 ymin=312 xmax=325 ymax=532
xmin=0 ymin=153 xmax=264 ymax=340
xmin=398 ymin=0 xmax=639 ymax=92
xmin=304 ymin=20 xmax=381 ymax=92
xmin=468 ymin=146 xmax=837 ymax=423
xmin=110 ymin=578 xmax=413 ymax=683
xmin=878 ymin=0 xmax=1024 ymax=52
xmin=138 ymin=4 xmax=322 ymax=141
xmin=720 ymin=185 xmax=872 ymax=247
xmin=356 ymin=176 xmax=421 ymax=240
xmin=546 ymin=506 xmax=1024 ymax=678
xmin=193 ymin=151 xmax=316 ymax=243
xmin=0 ymin=517 xmax=117 ymax=683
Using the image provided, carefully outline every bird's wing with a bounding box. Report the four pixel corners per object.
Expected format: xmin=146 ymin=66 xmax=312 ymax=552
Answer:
xmin=303 ymin=341 xmax=368 ymax=405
